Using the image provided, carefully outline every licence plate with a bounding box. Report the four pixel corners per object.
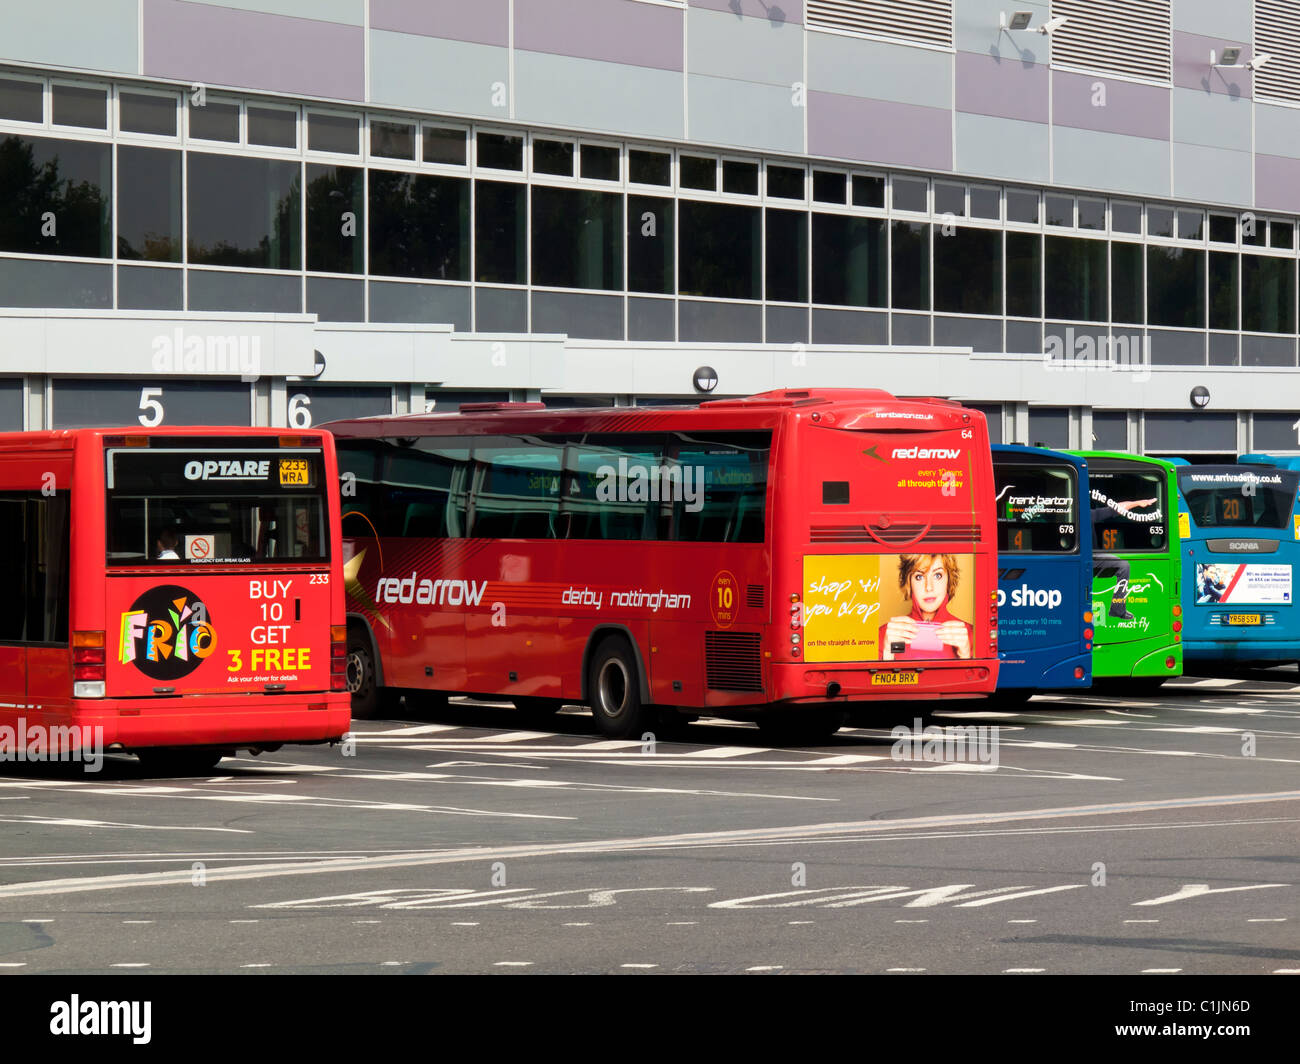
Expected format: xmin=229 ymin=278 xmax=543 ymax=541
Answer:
xmin=1226 ymin=614 xmax=1261 ymax=626
xmin=279 ymin=458 xmax=311 ymax=486
xmin=872 ymin=671 xmax=919 ymax=686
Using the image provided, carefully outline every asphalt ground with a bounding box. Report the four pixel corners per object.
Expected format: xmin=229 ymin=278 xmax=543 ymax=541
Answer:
xmin=1 ymin=667 xmax=1297 ymax=976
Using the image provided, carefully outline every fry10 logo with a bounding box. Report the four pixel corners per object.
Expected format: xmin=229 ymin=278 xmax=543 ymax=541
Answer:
xmin=119 ymin=585 xmax=218 ymax=681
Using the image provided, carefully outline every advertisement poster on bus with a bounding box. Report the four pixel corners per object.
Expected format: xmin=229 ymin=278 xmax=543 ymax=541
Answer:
xmin=107 ymin=576 xmax=330 ymax=696
xmin=802 ymin=553 xmax=976 ymax=663
xmin=1091 ymin=560 xmax=1164 ymax=638
xmin=1195 ymin=563 xmax=1292 ymax=606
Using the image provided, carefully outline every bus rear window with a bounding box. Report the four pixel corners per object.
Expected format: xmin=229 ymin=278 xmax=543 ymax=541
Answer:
xmin=1089 ymin=468 xmax=1167 ymax=553
xmin=995 ymin=463 xmax=1078 ymax=553
xmin=106 ymin=448 xmax=329 ymax=564
xmin=1178 ymin=468 xmax=1299 ymax=529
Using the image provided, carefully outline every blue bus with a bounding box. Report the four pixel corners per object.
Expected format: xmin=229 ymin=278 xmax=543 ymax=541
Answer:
xmin=992 ymin=446 xmax=1094 ymax=696
xmin=1172 ymin=457 xmax=1300 ymax=666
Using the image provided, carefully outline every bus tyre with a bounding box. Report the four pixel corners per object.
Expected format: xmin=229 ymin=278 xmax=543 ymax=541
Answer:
xmin=756 ymin=708 xmax=846 ymax=746
xmin=346 ymin=630 xmax=384 ymax=720
xmin=588 ymin=638 xmax=652 ymax=739
xmin=136 ymin=748 xmax=225 ymax=776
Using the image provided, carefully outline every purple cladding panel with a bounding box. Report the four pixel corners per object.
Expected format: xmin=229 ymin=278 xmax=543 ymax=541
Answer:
xmin=1256 ymin=154 xmax=1300 ymax=212
xmin=809 ymin=91 xmax=952 ymax=171
xmin=515 ymin=0 xmax=682 ymax=72
xmin=370 ymin=0 xmax=508 ymax=47
xmin=1052 ymin=70 xmax=1169 ymax=141
xmin=955 ymin=51 xmax=1048 ymax=123
xmin=689 ymin=0 xmax=803 ymax=23
xmin=144 ymin=0 xmax=363 ymax=100
xmin=1172 ymin=30 xmax=1252 ymax=98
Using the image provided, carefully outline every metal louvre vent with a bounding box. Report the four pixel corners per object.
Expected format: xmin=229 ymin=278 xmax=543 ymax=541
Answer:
xmin=807 ymin=0 xmax=953 ymax=50
xmin=746 ymin=584 xmax=765 ymax=609
xmin=810 ymin=523 xmax=982 ymax=544
xmin=1049 ymin=0 xmax=1171 ymax=83
xmin=1255 ymin=0 xmax=1300 ymax=103
xmin=705 ymin=631 xmax=764 ymax=692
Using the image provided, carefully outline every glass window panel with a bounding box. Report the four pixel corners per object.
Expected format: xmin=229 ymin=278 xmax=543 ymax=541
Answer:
xmin=306 ymin=163 xmax=364 ymax=274
xmin=1270 ymin=219 xmax=1294 ymax=249
xmin=1111 ymin=241 xmax=1143 ymax=324
xmin=581 ymin=144 xmax=619 ymax=181
xmin=1045 ymin=194 xmax=1073 ymax=227
xmin=669 ymin=432 xmax=770 ymax=543
xmin=248 ymin=106 xmax=296 ymax=147
xmin=934 ymin=226 xmax=1000 ymax=314
xmin=475 ymin=180 xmax=525 ymax=283
xmin=1111 ymin=202 xmax=1141 ymax=233
xmin=1147 ymin=246 xmax=1205 ymax=327
xmin=117 ymin=145 xmax=181 ymax=262
xmin=934 ymin=182 xmax=964 ymax=217
xmin=722 ymin=159 xmax=759 ymax=195
xmin=1242 ymin=254 xmax=1296 ymax=333
xmin=969 ymin=186 xmax=999 ymax=219
xmin=766 ymin=208 xmax=807 ymax=303
xmin=51 ymin=84 xmax=106 ymax=128
xmin=1006 ymin=231 xmax=1041 ymax=317
xmin=629 ymin=149 xmax=671 ymax=185
xmin=767 ymin=165 xmax=804 ymax=199
xmin=1209 ymin=213 xmax=1236 ymax=243
xmin=1241 ymin=217 xmax=1266 ymax=246
xmin=1209 ymin=251 xmax=1237 ymax=331
xmin=890 ymin=220 xmax=929 ymax=310
xmin=120 ymin=92 xmax=176 ymax=136
xmin=531 ymin=186 xmax=621 ymax=290
xmin=533 ymin=139 xmax=573 ymax=176
xmin=812 ymin=170 xmax=846 ymax=204
xmin=628 ymin=195 xmax=673 ymax=294
xmin=852 ymin=174 xmax=884 ymax=208
xmin=423 ymin=126 xmax=466 ymax=165
xmin=680 ymin=155 xmax=716 ymax=190
xmin=813 ymin=214 xmax=886 ymax=307
xmin=368 ymin=170 xmax=469 ymax=280
xmin=370 ymin=119 xmax=415 ymax=160
xmin=0 ymin=78 xmax=42 ymax=123
xmin=469 ymin=439 xmax=561 ymax=539
xmin=1045 ymin=236 xmax=1107 ymax=321
xmin=477 ymin=131 xmax=523 ymax=170
xmin=1007 ymin=188 xmax=1039 ymax=224
xmin=1177 ymin=209 xmax=1204 ymax=240
xmin=187 ymin=153 xmax=300 ymax=268
xmin=678 ymin=201 xmax=760 ymax=299
xmin=1147 ymin=205 xmax=1174 ymax=238
xmin=1078 ymin=197 xmax=1105 ymax=230
xmin=189 ymin=100 xmax=239 ymax=142
xmin=0 ymin=134 xmax=111 ymax=257
xmin=892 ymin=176 xmax=927 ymax=212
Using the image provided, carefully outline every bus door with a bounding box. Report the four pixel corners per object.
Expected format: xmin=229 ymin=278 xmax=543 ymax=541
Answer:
xmin=1176 ymin=464 xmax=1300 ymax=662
xmin=992 ymin=449 xmax=1092 ymax=690
xmin=103 ymin=441 xmax=335 ymax=700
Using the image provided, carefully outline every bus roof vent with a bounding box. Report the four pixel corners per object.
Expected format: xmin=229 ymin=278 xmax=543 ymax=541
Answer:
xmin=457 ymin=401 xmax=547 ymax=413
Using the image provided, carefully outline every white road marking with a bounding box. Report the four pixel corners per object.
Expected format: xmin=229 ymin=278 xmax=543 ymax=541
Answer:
xmin=747 ymin=965 xmax=783 ymax=971
xmin=564 ymin=922 xmax=591 ymax=927
xmin=375 ymin=724 xmax=464 ymax=736
xmin=1247 ymin=918 xmax=1287 ymax=922
xmin=666 ymin=921 xmax=697 ymax=926
xmin=451 ymin=922 xmax=479 ymax=927
xmin=570 ymin=740 xmax=644 ymax=751
xmin=22 ymin=919 xmax=51 ymax=923
xmin=0 ymin=815 xmax=250 ymax=834
xmin=787 ymin=920 xmax=814 ymax=925
xmin=887 ymin=967 xmax=926 ymax=972
xmin=1273 ymin=969 xmax=1300 ymax=974
xmin=229 ymin=919 xmax=259 ymax=924
xmin=1133 ymin=883 xmax=1287 ymax=907
xmin=895 ymin=919 xmax=928 ymax=924
xmin=380 ymin=961 xmax=406 ymax=966
xmin=0 ymin=962 xmax=28 ymax=967
xmin=621 ymin=963 xmax=658 ymax=969
xmin=122 ymin=920 xmax=153 ymax=924
xmin=1004 ymin=968 xmax=1045 ymax=973
xmin=803 ymin=754 xmax=889 ymax=765
xmin=1124 ymin=919 xmax=1160 ymax=924
xmin=240 ymin=963 xmax=271 ymax=968
xmin=1180 ymin=678 xmax=1241 ymax=688
xmin=1008 ymin=919 xmax=1037 ymax=924
xmin=352 ymin=920 xmax=381 ymax=924
xmin=1142 ymin=968 xmax=1182 ymax=973
xmin=494 ymin=961 xmax=533 ymax=967
xmin=110 ymin=963 xmax=149 ymax=968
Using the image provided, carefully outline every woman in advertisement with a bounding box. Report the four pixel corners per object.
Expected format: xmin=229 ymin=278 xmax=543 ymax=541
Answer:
xmin=879 ymin=553 xmax=973 ymax=660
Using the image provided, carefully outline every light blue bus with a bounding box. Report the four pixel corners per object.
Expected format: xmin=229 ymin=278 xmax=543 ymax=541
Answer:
xmin=1173 ymin=457 xmax=1300 ymax=666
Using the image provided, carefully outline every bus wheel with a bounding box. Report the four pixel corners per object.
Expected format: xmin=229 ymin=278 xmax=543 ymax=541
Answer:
xmin=346 ymin=630 xmax=384 ymax=719
xmin=756 ymin=708 xmax=846 ymax=747
xmin=136 ymin=748 xmax=225 ymax=776
xmin=588 ymin=638 xmax=652 ymax=739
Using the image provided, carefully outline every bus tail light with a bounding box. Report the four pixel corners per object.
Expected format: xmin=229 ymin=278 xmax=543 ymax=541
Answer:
xmin=330 ymin=625 xmax=347 ymax=692
xmin=988 ymin=591 xmax=998 ymax=649
xmin=72 ymin=631 xmax=106 ymax=698
xmin=1073 ymin=667 xmax=1085 ymax=680
xmin=1172 ymin=621 xmax=1182 ymax=633
xmin=1084 ymin=628 xmax=1093 ymax=640
xmin=1165 ymin=656 xmax=1176 ymax=670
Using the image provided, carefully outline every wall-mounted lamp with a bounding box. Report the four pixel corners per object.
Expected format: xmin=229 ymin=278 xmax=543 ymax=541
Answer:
xmin=1210 ymin=48 xmax=1271 ymax=71
xmin=1000 ymin=11 xmax=1068 ymax=34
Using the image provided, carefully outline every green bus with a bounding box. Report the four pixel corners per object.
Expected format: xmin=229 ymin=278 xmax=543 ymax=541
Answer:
xmin=1067 ymin=452 xmax=1183 ymax=685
